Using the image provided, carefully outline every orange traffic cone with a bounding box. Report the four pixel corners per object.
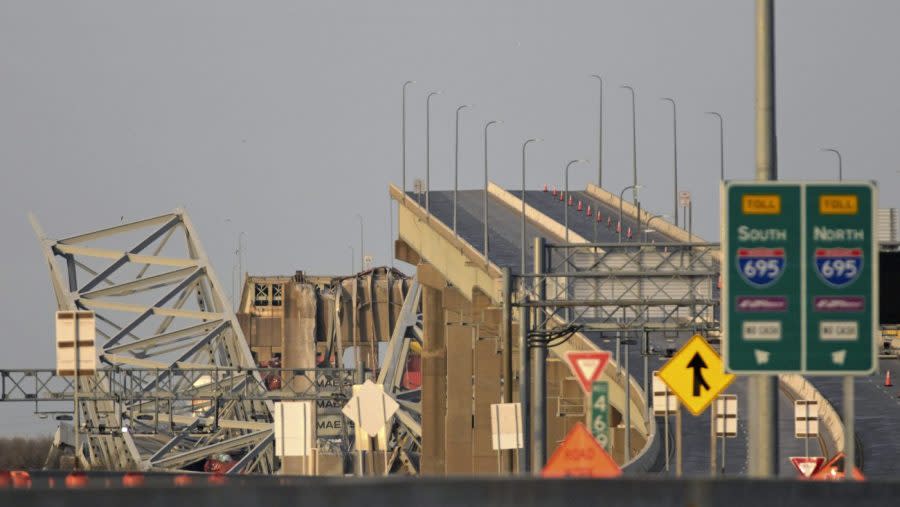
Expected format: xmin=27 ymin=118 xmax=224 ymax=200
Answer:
xmin=616 ymin=221 xmax=621 ymax=233
xmin=586 ymin=204 xmax=591 ymax=216
xmin=886 ymin=370 xmax=893 ymax=387
xmin=543 ymin=184 xmax=548 ymax=192
xmin=552 ymin=186 xmax=557 ymax=196
xmin=596 ymin=211 xmax=602 ymax=222
xmin=577 ymin=200 xmax=583 ymax=211
xmin=607 ymin=216 xmax=612 ymax=228
xmin=626 ymin=227 xmax=633 ymax=239
xmin=568 ymin=195 xmax=574 ymax=206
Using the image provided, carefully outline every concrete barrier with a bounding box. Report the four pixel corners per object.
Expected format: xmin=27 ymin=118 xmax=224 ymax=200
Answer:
xmin=3 ymin=476 xmax=896 ymax=507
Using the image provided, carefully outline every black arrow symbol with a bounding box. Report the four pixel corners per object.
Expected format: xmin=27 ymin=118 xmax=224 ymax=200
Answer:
xmin=687 ymin=352 xmax=710 ymax=397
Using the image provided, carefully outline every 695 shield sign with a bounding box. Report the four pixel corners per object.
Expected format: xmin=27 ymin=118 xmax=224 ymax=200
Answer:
xmin=814 ymin=248 xmax=863 ymax=288
xmin=737 ymin=247 xmax=785 ymax=288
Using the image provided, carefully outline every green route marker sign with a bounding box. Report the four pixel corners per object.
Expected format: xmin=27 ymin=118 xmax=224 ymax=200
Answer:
xmin=589 ymin=381 xmax=610 ymax=452
xmin=722 ymin=181 xmax=878 ymax=375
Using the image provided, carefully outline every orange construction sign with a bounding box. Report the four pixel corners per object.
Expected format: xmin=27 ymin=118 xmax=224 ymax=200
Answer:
xmin=541 ymin=422 xmax=621 ymax=478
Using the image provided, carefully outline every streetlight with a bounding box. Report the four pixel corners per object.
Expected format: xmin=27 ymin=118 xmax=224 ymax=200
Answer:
xmin=591 ymin=74 xmax=604 ymax=187
xmin=521 ymin=138 xmax=542 ymax=273
xmin=621 ymin=85 xmax=638 ymax=202
xmin=661 ymin=98 xmax=679 ymax=226
xmin=454 ymin=104 xmax=473 ymax=235
xmin=821 ymin=148 xmax=843 ymax=181
xmin=483 ymin=120 xmax=502 ymax=261
xmin=564 ymin=160 xmax=590 ymax=243
xmin=355 ymin=214 xmax=364 ymax=272
xmin=425 ymin=90 xmax=442 ymax=213
xmin=348 ymin=245 xmax=355 ymax=273
xmin=706 ymin=112 xmax=725 ymax=181
xmin=401 ymin=80 xmax=415 ymax=194
xmin=644 ymin=213 xmax=671 ymax=242
xmin=619 ymin=184 xmax=643 ymax=243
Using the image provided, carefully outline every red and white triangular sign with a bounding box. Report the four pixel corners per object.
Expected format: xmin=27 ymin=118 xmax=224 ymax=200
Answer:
xmin=790 ymin=456 xmax=825 ymax=478
xmin=564 ymin=351 xmax=611 ymax=393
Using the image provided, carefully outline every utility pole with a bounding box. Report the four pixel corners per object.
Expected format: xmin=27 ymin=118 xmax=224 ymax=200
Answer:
xmin=749 ymin=0 xmax=779 ymax=478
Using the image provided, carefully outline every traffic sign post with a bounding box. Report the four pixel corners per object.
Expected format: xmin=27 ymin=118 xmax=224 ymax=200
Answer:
xmin=589 ymin=382 xmax=610 ymax=452
xmin=724 ymin=181 xmax=876 ymax=481
xmin=563 ymin=351 xmax=611 ymax=393
xmin=790 ymin=456 xmax=826 ymax=478
xmin=794 ymin=400 xmax=819 ymax=458
xmin=722 ymin=181 xmax=878 ymax=374
xmin=652 ymin=371 xmax=678 ymax=473
xmin=341 ymin=380 xmax=399 ymax=476
xmin=713 ymin=395 xmax=738 ymax=475
xmin=658 ymin=335 xmax=735 ymax=416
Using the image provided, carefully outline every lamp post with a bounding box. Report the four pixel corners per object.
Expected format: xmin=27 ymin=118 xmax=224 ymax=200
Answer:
xmin=564 ymin=160 xmax=590 ymax=243
xmin=425 ymin=90 xmax=442 ymax=213
xmin=619 ymin=184 xmax=643 ymax=243
xmin=355 ymin=214 xmax=364 ymax=272
xmin=644 ymin=213 xmax=671 ymax=243
xmin=401 ymin=80 xmax=415 ymax=194
xmin=454 ymin=104 xmax=473 ymax=235
xmin=348 ymin=245 xmax=355 ymax=273
xmin=821 ymin=148 xmax=843 ymax=181
xmin=621 ymin=85 xmax=638 ymax=202
xmin=483 ymin=120 xmax=502 ymax=261
xmin=661 ymin=98 xmax=678 ymax=226
xmin=521 ymin=138 xmax=542 ymax=273
xmin=706 ymin=112 xmax=725 ymax=181
xmin=591 ymin=74 xmax=604 ymax=187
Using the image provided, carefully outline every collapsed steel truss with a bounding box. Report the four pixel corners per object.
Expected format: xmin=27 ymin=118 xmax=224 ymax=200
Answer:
xmin=29 ymin=209 xmax=277 ymax=473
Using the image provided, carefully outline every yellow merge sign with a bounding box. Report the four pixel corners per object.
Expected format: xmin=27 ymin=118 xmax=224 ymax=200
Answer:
xmin=658 ymin=335 xmax=735 ymax=416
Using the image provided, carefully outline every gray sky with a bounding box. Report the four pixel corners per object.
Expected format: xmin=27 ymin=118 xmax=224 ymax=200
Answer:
xmin=1 ymin=1 xmax=898 ymax=435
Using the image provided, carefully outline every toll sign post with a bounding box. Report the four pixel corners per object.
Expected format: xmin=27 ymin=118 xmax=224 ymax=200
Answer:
xmin=724 ymin=181 xmax=877 ymax=482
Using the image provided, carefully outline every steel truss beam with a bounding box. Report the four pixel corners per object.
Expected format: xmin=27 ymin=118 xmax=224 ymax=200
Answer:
xmin=28 ymin=209 xmax=276 ymax=473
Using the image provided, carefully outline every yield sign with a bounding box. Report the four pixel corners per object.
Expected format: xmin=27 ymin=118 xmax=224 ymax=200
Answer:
xmin=658 ymin=335 xmax=735 ymax=416
xmin=790 ymin=456 xmax=825 ymax=478
xmin=564 ymin=351 xmax=611 ymax=393
xmin=541 ymin=422 xmax=621 ymax=478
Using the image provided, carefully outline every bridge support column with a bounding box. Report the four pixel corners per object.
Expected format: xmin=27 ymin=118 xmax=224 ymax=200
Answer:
xmin=420 ymin=263 xmax=447 ymax=475
xmin=283 ymin=283 xmax=318 ymax=475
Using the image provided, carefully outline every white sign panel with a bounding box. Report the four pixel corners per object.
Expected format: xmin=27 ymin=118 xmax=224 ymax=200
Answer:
xmin=341 ymin=380 xmax=399 ymax=437
xmin=794 ymin=400 xmax=819 ymax=438
xmin=679 ymin=190 xmax=691 ymax=207
xmin=274 ymin=401 xmax=314 ymax=457
xmin=55 ymin=311 xmax=97 ymax=376
xmin=715 ymin=395 xmax=738 ymax=437
xmin=652 ymin=371 xmax=678 ymax=416
xmin=490 ymin=403 xmax=523 ymax=450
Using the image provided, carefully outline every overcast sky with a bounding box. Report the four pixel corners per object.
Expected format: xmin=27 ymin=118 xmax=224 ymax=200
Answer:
xmin=1 ymin=1 xmax=898 ymax=435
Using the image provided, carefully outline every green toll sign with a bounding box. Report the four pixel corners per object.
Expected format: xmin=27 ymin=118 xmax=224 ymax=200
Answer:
xmin=722 ymin=181 xmax=877 ymax=375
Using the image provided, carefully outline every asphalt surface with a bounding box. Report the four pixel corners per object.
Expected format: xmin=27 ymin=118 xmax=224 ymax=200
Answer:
xmin=415 ymin=188 xmax=835 ymax=477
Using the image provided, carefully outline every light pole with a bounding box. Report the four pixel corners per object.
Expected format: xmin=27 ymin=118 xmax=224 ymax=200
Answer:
xmin=521 ymin=138 xmax=542 ymax=273
xmin=355 ymin=214 xmax=364 ymax=272
xmin=621 ymin=85 xmax=638 ymax=202
xmin=644 ymin=213 xmax=670 ymax=242
xmin=454 ymin=104 xmax=473 ymax=235
xmin=483 ymin=120 xmax=502 ymax=261
xmin=348 ymin=245 xmax=355 ymax=273
xmin=619 ymin=184 xmax=643 ymax=243
xmin=425 ymin=90 xmax=442 ymax=213
xmin=821 ymin=148 xmax=843 ymax=181
xmin=706 ymin=112 xmax=725 ymax=181
xmin=591 ymin=74 xmax=604 ymax=187
xmin=564 ymin=160 xmax=590 ymax=243
xmin=401 ymin=80 xmax=415 ymax=194
xmin=661 ymin=98 xmax=678 ymax=226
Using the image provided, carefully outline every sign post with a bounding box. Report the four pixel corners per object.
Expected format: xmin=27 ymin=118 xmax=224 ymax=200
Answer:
xmin=724 ymin=181 xmax=876 ymax=481
xmin=652 ymin=371 xmax=678 ymax=472
xmin=714 ymin=395 xmax=738 ymax=475
xmin=56 ymin=310 xmax=96 ymax=470
xmin=794 ymin=400 xmax=819 ymax=458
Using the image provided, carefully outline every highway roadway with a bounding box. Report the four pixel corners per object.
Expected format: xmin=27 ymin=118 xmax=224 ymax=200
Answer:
xmin=413 ymin=187 xmax=827 ymax=476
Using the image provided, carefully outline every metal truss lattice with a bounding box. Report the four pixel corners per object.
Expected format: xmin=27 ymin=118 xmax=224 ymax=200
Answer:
xmin=29 ymin=209 xmax=276 ymax=473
